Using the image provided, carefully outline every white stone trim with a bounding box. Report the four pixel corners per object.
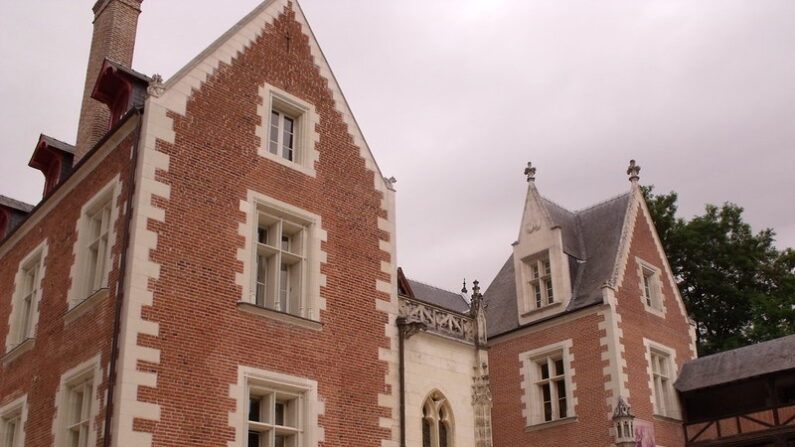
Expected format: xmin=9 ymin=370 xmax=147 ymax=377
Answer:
xmin=610 ymin=190 xmax=640 ymax=289
xmin=635 ymin=256 xmax=667 ymax=318
xmin=227 ymin=365 xmax=324 ymax=447
xmin=642 ymin=338 xmax=681 ymax=419
xmin=519 ymin=339 xmax=576 ymax=427
xmin=66 ymin=175 xmax=122 ymax=308
xmin=52 ymin=354 xmax=102 ymax=447
xmin=255 ymin=83 xmax=320 ymax=177
xmin=236 ymin=190 xmax=327 ymax=321
xmin=0 ymin=394 xmax=28 ymax=447
xmin=110 ymin=100 xmax=171 ymax=447
xmin=5 ymin=240 xmax=47 ymax=352
xmin=597 ymin=290 xmax=629 ymax=420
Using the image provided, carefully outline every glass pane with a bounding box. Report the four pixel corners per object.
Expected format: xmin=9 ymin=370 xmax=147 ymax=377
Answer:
xmin=275 ymin=401 xmax=285 ymax=426
xmin=557 ymin=380 xmax=567 ymax=417
xmin=256 ymin=255 xmax=268 ymax=306
xmin=249 ymin=397 xmax=261 ymax=422
xmin=544 ymin=401 xmax=552 ymax=421
xmin=270 ymin=111 xmax=279 ymax=126
xmin=284 ymin=116 xmax=294 ymax=133
xmin=248 ymin=431 xmax=260 ymax=447
xmin=439 ymin=422 xmax=448 ymax=447
xmin=275 ymin=434 xmax=285 ymax=447
xmin=542 ymin=383 xmax=551 ymax=402
xmin=555 ymin=359 xmax=564 ymax=376
xmin=545 ymin=279 xmax=554 ymax=303
xmin=422 ymin=419 xmax=431 ymax=447
xmin=281 ymin=235 xmax=290 ymax=251
xmin=258 ymin=228 xmax=268 ymax=244
xmin=269 ymin=140 xmax=278 ymax=155
xmin=279 ymin=264 xmax=289 ymax=312
xmin=532 ymin=265 xmax=539 ymax=279
xmin=540 ymin=362 xmax=549 ymax=380
xmin=544 ymin=260 xmax=551 ymax=275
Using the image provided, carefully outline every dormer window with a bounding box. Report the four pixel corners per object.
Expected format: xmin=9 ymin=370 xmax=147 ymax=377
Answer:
xmin=527 ymin=257 xmax=554 ymax=309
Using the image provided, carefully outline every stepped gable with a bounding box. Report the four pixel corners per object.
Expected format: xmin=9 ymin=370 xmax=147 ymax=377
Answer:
xmin=484 ymin=193 xmax=631 ymax=337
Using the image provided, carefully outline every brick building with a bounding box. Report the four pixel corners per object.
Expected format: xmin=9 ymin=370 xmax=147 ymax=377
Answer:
xmin=0 ymin=1 xmax=740 ymax=446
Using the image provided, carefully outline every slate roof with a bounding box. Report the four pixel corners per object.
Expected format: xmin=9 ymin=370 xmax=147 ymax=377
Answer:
xmin=0 ymin=195 xmax=34 ymax=213
xmin=40 ymin=135 xmax=76 ymax=154
xmin=406 ymin=279 xmax=470 ymax=314
xmin=675 ymin=334 xmax=795 ymax=392
xmin=484 ymin=193 xmax=631 ymax=337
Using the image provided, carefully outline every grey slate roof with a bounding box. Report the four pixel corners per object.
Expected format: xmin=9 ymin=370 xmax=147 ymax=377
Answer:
xmin=0 ymin=195 xmax=34 ymax=213
xmin=675 ymin=334 xmax=795 ymax=392
xmin=484 ymin=193 xmax=631 ymax=337
xmin=406 ymin=279 xmax=470 ymax=314
xmin=41 ymin=135 xmax=76 ymax=154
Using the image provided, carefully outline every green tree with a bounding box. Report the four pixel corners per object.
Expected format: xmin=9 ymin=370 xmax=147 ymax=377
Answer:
xmin=642 ymin=186 xmax=795 ymax=355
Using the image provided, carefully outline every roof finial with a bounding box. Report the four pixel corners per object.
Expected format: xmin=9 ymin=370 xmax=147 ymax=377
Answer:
xmin=524 ymin=162 xmax=536 ymax=182
xmin=626 ymin=159 xmax=640 ymax=183
xmin=472 ymin=280 xmax=481 ymax=297
xmin=461 ymin=279 xmax=468 ymax=294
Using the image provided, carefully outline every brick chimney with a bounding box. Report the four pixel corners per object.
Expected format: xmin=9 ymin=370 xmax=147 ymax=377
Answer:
xmin=74 ymin=0 xmax=143 ymax=162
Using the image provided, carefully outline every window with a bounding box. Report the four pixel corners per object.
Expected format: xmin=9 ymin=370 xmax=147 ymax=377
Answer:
xmin=535 ymin=355 xmax=567 ymax=422
xmin=54 ymin=357 xmax=99 ymax=447
xmin=269 ymin=111 xmax=295 ymax=162
xmin=520 ymin=340 xmax=575 ymax=426
xmin=422 ymin=391 xmax=453 ymax=447
xmin=247 ymin=386 xmax=304 ymax=447
xmin=69 ymin=178 xmax=120 ymax=307
xmin=527 ymin=258 xmax=554 ymax=308
xmin=65 ymin=380 xmax=93 ymax=447
xmin=255 ymin=211 xmax=307 ymax=316
xmin=650 ymin=349 xmax=675 ymax=417
xmin=6 ymin=242 xmax=46 ymax=353
xmin=636 ymin=258 xmax=665 ymax=313
xmin=256 ymin=83 xmax=319 ymax=177
xmin=0 ymin=397 xmax=25 ymax=447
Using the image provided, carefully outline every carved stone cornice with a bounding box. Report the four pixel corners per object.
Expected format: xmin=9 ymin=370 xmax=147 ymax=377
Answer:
xmin=398 ymin=297 xmax=475 ymax=343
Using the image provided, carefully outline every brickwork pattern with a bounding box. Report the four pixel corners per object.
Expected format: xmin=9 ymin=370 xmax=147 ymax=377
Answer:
xmin=0 ymin=135 xmax=136 ymax=447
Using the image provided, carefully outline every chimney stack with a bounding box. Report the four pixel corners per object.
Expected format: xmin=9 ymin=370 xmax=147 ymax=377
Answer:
xmin=74 ymin=0 xmax=143 ymax=162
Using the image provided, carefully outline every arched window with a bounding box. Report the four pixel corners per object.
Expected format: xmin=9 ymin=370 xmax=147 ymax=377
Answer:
xmin=422 ymin=391 xmax=453 ymax=447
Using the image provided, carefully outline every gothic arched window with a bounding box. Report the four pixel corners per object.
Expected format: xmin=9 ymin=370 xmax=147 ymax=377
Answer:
xmin=422 ymin=391 xmax=453 ymax=447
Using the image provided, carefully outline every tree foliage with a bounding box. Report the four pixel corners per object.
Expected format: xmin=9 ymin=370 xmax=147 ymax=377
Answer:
xmin=642 ymin=186 xmax=795 ymax=355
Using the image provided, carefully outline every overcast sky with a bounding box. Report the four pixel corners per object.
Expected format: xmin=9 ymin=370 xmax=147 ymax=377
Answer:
xmin=1 ymin=1 xmax=793 ymax=293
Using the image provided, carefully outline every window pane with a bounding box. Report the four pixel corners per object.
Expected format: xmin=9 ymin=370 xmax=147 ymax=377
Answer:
xmin=535 ymin=284 xmax=542 ymax=307
xmin=249 ymin=397 xmax=261 ymax=422
xmin=275 ymin=435 xmax=285 ymax=447
xmin=544 ymin=260 xmax=551 ymax=276
xmin=248 ymin=431 xmax=260 ymax=447
xmin=256 ymin=255 xmax=268 ymax=306
xmin=557 ymin=380 xmax=567 ymax=418
xmin=279 ymin=264 xmax=289 ymax=312
xmin=422 ymin=419 xmax=431 ymax=447
xmin=258 ymin=228 xmax=268 ymax=244
xmin=275 ymin=401 xmax=285 ymax=426
xmin=439 ymin=422 xmax=448 ymax=447
xmin=545 ymin=279 xmax=554 ymax=304
xmin=544 ymin=401 xmax=552 ymax=422
xmin=281 ymin=235 xmax=290 ymax=251
xmin=540 ymin=362 xmax=549 ymax=380
xmin=284 ymin=116 xmax=294 ymax=133
xmin=555 ymin=359 xmax=564 ymax=376
xmin=542 ymin=383 xmax=551 ymax=402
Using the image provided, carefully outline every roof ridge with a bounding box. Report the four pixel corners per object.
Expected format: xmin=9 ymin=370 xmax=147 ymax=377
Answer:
xmin=540 ymin=196 xmax=575 ymax=215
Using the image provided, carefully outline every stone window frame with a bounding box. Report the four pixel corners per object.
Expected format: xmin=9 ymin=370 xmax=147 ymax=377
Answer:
xmin=0 ymin=395 xmax=27 ymax=447
xmin=67 ymin=176 xmax=121 ymax=309
xmin=53 ymin=355 xmax=102 ymax=447
xmin=256 ymin=83 xmax=320 ymax=178
xmin=635 ymin=257 xmax=666 ymax=317
xmin=521 ymin=252 xmax=559 ymax=314
xmin=421 ymin=390 xmax=455 ymax=447
xmin=232 ymin=366 xmax=321 ymax=447
xmin=643 ymin=338 xmax=680 ymax=420
xmin=5 ymin=240 xmax=48 ymax=354
xmin=238 ymin=191 xmax=326 ymax=329
xmin=520 ymin=339 xmax=576 ymax=428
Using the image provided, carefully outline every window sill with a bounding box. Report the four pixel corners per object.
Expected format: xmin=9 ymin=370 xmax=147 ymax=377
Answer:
xmin=256 ymin=149 xmax=316 ymax=178
xmin=2 ymin=337 xmax=35 ymax=366
xmin=525 ymin=416 xmax=578 ymax=432
xmin=237 ymin=302 xmax=322 ymax=331
xmin=642 ymin=304 xmax=667 ymax=318
xmin=64 ymin=288 xmax=109 ymax=325
xmin=521 ymin=301 xmax=563 ymax=318
xmin=653 ymin=414 xmax=682 ymax=423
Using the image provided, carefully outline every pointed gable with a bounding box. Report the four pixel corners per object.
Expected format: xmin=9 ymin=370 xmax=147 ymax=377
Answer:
xmin=485 ymin=193 xmax=631 ymax=337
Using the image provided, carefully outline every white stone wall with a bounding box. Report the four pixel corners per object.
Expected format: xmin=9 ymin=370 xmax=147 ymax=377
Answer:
xmin=404 ymin=332 xmax=477 ymax=446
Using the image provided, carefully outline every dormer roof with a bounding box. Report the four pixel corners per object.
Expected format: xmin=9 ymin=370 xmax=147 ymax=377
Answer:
xmin=485 ymin=193 xmax=631 ymax=337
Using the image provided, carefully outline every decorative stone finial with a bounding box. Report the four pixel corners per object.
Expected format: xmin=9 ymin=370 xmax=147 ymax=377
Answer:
xmin=626 ymin=159 xmax=640 ymax=183
xmin=472 ymin=280 xmax=481 ymax=297
xmin=384 ymin=176 xmax=397 ymax=190
xmin=147 ymin=74 xmax=165 ymax=98
xmin=524 ymin=162 xmax=536 ymax=182
xmin=461 ymin=279 xmax=468 ymax=294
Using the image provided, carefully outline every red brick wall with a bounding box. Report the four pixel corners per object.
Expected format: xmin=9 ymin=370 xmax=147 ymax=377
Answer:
xmin=489 ymin=311 xmax=615 ymax=447
xmin=615 ymin=204 xmax=694 ymax=447
xmin=133 ymin=5 xmax=392 ymax=446
xmin=0 ymin=134 xmax=136 ymax=447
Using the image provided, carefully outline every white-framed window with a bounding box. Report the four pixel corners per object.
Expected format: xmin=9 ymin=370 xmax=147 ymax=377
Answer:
xmin=643 ymin=339 xmax=679 ymax=419
xmin=0 ymin=396 xmax=26 ymax=447
xmin=6 ymin=242 xmax=47 ymax=352
xmin=53 ymin=356 xmax=100 ymax=447
xmin=520 ymin=340 xmax=575 ymax=426
xmin=256 ymin=83 xmax=319 ymax=177
xmin=235 ymin=367 xmax=320 ymax=447
xmin=240 ymin=192 xmax=325 ymax=324
xmin=526 ymin=257 xmax=554 ymax=309
xmin=421 ymin=391 xmax=453 ymax=447
xmin=255 ymin=211 xmax=307 ymax=315
xmin=636 ymin=258 xmax=665 ymax=314
xmin=68 ymin=178 xmax=120 ymax=307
